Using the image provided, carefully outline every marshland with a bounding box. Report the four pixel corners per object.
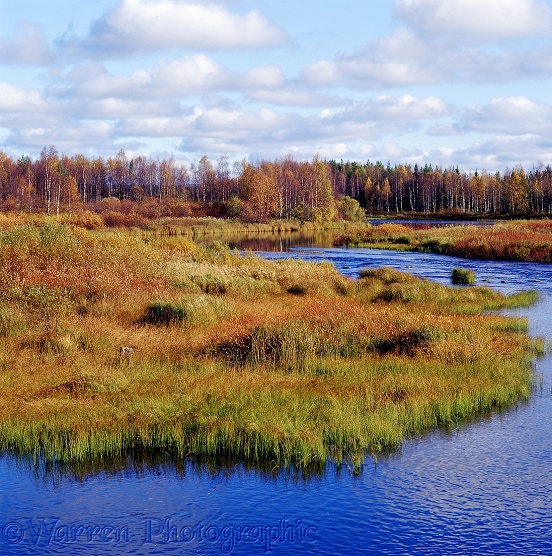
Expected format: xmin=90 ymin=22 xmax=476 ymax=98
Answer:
xmin=0 ymin=216 xmax=545 ymax=469
xmin=334 ymin=218 xmax=552 ymax=262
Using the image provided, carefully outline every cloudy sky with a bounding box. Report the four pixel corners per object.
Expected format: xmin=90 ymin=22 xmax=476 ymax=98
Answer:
xmin=1 ymin=0 xmax=552 ymax=171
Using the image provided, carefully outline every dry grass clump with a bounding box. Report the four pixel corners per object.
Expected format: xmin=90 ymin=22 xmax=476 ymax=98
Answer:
xmin=0 ymin=221 xmax=543 ymax=470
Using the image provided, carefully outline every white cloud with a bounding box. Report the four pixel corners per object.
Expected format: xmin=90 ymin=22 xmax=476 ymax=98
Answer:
xmin=63 ymin=55 xmax=229 ymax=99
xmin=302 ymin=29 xmax=440 ymax=88
xmin=461 ymin=96 xmax=552 ymax=134
xmin=395 ymin=0 xmax=552 ymax=41
xmin=241 ymin=65 xmax=286 ymax=90
xmin=151 ymin=55 xmax=229 ymax=94
xmin=79 ymin=98 xmax=181 ymax=119
xmin=0 ymin=22 xmax=53 ymax=65
xmin=247 ymin=88 xmax=341 ymax=107
xmin=61 ymin=0 xmax=288 ymax=57
xmin=0 ymin=83 xmax=45 ymax=112
xmin=7 ymin=121 xmax=115 ymax=151
xmin=302 ymin=24 xmax=552 ymax=89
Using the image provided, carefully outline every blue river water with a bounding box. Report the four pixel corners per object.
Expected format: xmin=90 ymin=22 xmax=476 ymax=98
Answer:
xmin=1 ymin=246 xmax=551 ymax=556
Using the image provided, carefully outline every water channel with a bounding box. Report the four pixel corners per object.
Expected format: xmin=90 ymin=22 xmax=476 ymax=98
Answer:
xmin=1 ymin=237 xmax=551 ymax=555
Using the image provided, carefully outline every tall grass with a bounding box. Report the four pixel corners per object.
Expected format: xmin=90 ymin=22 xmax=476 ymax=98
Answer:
xmin=0 ymin=221 xmax=542 ymax=470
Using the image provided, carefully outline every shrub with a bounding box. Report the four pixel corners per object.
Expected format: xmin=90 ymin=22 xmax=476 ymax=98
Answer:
xmin=68 ymin=211 xmax=104 ymax=230
xmin=452 ymin=268 xmax=476 ymax=285
xmin=371 ymin=325 xmax=441 ymax=355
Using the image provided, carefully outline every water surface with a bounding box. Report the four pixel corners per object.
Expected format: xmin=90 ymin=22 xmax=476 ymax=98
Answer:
xmin=2 ymin=243 xmax=551 ymax=555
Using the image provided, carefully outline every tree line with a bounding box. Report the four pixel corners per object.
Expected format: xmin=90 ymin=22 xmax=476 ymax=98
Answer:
xmin=1 ymin=146 xmax=551 ymax=221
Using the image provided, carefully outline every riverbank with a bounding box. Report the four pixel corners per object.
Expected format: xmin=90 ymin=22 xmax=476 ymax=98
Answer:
xmin=0 ymin=210 xmax=362 ymax=237
xmin=0 ymin=221 xmax=543 ymax=468
xmin=334 ymin=219 xmax=552 ymax=263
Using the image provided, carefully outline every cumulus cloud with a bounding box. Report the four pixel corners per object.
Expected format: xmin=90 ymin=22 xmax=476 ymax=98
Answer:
xmin=6 ymin=120 xmax=115 ymax=152
xmin=302 ymin=28 xmax=446 ymax=88
xmin=302 ymin=24 xmax=552 ymax=89
xmin=0 ymin=23 xmax=53 ymax=65
xmin=302 ymin=0 xmax=552 ymax=90
xmin=156 ymin=94 xmax=450 ymax=160
xmin=433 ymin=134 xmax=552 ymax=170
xmin=246 ymin=88 xmax=341 ymax=107
xmin=395 ymin=0 xmax=552 ymax=41
xmin=60 ymin=55 xmax=340 ymax=109
xmin=240 ymin=65 xmax=286 ymax=90
xmin=460 ymin=96 xmax=552 ymax=135
xmin=0 ymin=83 xmax=46 ymax=112
xmin=59 ymin=0 xmax=288 ymax=57
xmin=61 ymin=54 xmax=231 ymax=100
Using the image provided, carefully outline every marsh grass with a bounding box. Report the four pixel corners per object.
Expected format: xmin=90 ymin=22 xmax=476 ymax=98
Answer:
xmin=0 ymin=221 xmax=542 ymax=470
xmin=335 ymin=219 xmax=552 ymax=263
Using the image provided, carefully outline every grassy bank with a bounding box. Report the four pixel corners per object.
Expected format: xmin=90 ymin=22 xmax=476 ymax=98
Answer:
xmin=334 ymin=219 xmax=552 ymax=262
xmin=0 ymin=221 xmax=543 ymax=469
xmin=0 ymin=210 xmax=359 ymax=236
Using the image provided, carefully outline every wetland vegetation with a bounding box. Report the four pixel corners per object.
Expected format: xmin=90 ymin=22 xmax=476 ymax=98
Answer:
xmin=0 ymin=216 xmax=544 ymax=469
xmin=334 ymin=219 xmax=552 ymax=263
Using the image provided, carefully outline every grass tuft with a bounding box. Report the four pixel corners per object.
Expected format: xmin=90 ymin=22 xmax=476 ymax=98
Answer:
xmin=452 ymin=268 xmax=476 ymax=285
xmin=141 ymin=301 xmax=190 ymax=326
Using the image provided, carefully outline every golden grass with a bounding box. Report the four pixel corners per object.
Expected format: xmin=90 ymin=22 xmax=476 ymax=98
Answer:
xmin=0 ymin=220 xmax=543 ymax=469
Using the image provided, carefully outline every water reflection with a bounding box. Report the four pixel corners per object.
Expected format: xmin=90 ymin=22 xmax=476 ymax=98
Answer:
xmin=5 ymin=451 xmax=334 ymax=486
xmin=198 ymin=229 xmax=337 ymax=251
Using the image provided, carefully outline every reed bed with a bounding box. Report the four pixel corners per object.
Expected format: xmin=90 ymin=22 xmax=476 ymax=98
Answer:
xmin=334 ymin=219 xmax=552 ymax=262
xmin=0 ymin=221 xmax=543 ymax=470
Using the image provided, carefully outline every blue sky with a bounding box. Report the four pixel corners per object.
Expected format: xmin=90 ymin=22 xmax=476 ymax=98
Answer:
xmin=1 ymin=0 xmax=552 ymax=171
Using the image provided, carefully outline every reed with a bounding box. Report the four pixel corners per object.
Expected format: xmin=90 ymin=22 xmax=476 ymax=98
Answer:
xmin=0 ymin=221 xmax=542 ymax=470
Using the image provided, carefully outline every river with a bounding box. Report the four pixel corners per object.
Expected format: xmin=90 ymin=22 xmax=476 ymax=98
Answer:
xmin=1 ymin=243 xmax=551 ymax=555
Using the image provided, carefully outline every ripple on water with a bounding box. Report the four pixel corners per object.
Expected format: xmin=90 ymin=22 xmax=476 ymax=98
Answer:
xmin=2 ymin=247 xmax=552 ymax=556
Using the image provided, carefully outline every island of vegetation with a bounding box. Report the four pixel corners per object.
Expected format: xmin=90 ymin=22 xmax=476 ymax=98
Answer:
xmin=0 ymin=215 xmax=543 ymax=470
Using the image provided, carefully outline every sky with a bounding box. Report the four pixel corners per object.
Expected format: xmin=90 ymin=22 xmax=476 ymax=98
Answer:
xmin=1 ymin=0 xmax=552 ymax=172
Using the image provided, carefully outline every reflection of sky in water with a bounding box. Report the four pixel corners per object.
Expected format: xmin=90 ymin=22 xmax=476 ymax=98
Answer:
xmin=2 ymin=248 xmax=552 ymax=555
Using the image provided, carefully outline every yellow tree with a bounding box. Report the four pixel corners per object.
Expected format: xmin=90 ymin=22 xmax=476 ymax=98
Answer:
xmin=381 ymin=177 xmax=391 ymax=212
xmin=506 ymin=167 xmax=530 ymax=213
xmin=309 ymin=155 xmax=335 ymax=222
xmin=239 ymin=162 xmax=278 ymax=221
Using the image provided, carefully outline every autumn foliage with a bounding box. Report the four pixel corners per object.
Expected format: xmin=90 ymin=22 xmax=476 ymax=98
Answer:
xmin=1 ymin=148 xmax=552 ymax=224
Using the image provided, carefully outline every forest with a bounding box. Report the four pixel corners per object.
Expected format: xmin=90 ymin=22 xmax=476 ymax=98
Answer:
xmin=1 ymin=146 xmax=552 ymax=222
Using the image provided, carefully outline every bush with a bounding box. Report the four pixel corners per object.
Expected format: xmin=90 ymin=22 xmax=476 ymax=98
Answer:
xmin=451 ymin=268 xmax=476 ymax=285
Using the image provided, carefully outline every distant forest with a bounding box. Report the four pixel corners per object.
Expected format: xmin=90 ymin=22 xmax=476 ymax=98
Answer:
xmin=1 ymin=146 xmax=552 ymax=221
